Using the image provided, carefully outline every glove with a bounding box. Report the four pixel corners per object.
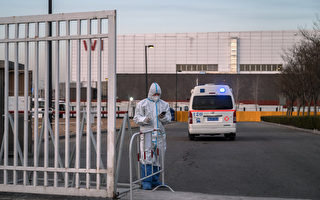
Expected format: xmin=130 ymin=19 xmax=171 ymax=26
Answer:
xmin=143 ymin=117 xmax=150 ymax=124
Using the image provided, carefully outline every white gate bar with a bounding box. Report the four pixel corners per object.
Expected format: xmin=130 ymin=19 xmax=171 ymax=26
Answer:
xmin=65 ymin=20 xmax=71 ymax=188
xmin=3 ymin=23 xmax=9 ymax=185
xmin=96 ymin=18 xmax=102 ymax=190
xmin=0 ymin=166 xmax=108 ymax=173
xmin=0 ymin=10 xmax=115 ymax=24
xmin=0 ymin=185 xmax=108 ymax=197
xmin=54 ymin=20 xmax=60 ymax=188
xmin=13 ymin=23 xmax=19 ymax=185
xmin=44 ymin=21 xmax=50 ymax=187
xmin=86 ymin=19 xmax=92 ymax=189
xmin=107 ymin=11 xmax=116 ymax=197
xmin=23 ymin=22 xmax=29 ymax=186
xmin=75 ymin=19 xmax=81 ymax=189
xmin=33 ymin=22 xmax=39 ymax=187
xmin=0 ymin=34 xmax=109 ymax=43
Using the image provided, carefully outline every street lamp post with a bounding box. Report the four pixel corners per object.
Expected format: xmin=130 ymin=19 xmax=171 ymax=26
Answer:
xmin=145 ymin=45 xmax=154 ymax=97
xmin=175 ymin=69 xmax=181 ymax=119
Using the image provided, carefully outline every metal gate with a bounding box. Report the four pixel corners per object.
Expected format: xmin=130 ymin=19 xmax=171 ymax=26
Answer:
xmin=0 ymin=10 xmax=116 ymax=197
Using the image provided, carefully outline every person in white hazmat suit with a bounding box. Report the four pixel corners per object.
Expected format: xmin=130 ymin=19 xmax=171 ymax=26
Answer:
xmin=133 ymin=82 xmax=171 ymax=190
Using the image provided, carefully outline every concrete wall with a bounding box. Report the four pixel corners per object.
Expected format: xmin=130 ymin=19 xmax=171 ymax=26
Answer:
xmin=117 ymin=73 xmax=281 ymax=103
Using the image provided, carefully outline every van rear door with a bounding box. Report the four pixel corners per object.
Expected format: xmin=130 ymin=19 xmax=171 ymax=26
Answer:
xmin=191 ymin=95 xmax=234 ymax=125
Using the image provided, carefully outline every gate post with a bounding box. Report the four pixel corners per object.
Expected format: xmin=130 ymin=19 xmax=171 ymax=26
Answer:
xmin=107 ymin=10 xmax=117 ymax=198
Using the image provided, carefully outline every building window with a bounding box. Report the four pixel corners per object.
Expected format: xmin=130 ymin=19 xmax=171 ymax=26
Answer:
xmin=176 ymin=64 xmax=218 ymax=72
xmin=230 ymin=38 xmax=238 ymax=73
xmin=239 ymin=64 xmax=283 ymax=72
xmin=267 ymin=65 xmax=271 ymax=71
xmin=208 ymin=64 xmax=218 ymax=71
xmin=202 ymin=65 xmax=208 ymax=71
xmin=256 ymin=65 xmax=261 ymax=71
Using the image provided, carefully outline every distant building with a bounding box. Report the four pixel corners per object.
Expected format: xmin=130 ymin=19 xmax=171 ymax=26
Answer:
xmin=68 ymin=30 xmax=301 ymax=109
xmin=71 ymin=30 xmax=300 ymax=79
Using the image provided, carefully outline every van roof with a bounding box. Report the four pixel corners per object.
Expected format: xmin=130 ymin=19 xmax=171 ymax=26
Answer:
xmin=192 ymin=84 xmax=232 ymax=96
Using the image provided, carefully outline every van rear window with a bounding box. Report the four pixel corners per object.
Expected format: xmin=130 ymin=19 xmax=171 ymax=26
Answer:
xmin=192 ymin=95 xmax=233 ymax=110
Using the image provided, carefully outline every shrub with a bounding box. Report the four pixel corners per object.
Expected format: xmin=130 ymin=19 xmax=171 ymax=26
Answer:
xmin=261 ymin=116 xmax=320 ymax=131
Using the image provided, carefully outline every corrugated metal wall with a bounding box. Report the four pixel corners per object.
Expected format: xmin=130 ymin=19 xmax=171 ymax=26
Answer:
xmin=71 ymin=30 xmax=301 ymax=82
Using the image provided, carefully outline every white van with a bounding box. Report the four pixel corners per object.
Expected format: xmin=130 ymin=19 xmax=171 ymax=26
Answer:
xmin=188 ymin=84 xmax=236 ymax=140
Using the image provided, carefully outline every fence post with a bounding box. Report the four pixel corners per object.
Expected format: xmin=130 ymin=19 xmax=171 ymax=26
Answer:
xmin=107 ymin=10 xmax=117 ymax=198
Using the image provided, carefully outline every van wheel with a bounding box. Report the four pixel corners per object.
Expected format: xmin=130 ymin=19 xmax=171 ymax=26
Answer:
xmin=188 ymin=131 xmax=195 ymax=140
xmin=224 ymin=133 xmax=236 ymax=141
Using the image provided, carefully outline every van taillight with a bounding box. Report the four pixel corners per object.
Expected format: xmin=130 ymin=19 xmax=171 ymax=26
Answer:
xmin=189 ymin=111 xmax=193 ymax=124
xmin=233 ymin=111 xmax=236 ymax=123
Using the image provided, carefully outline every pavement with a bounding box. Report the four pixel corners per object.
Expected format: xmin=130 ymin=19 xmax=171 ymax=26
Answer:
xmin=0 ymin=121 xmax=317 ymax=200
xmin=0 ymin=190 xmax=309 ymax=200
xmin=119 ymin=189 xmax=309 ymax=200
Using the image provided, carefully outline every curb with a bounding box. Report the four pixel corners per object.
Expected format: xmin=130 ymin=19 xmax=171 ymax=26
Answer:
xmin=260 ymin=121 xmax=320 ymax=135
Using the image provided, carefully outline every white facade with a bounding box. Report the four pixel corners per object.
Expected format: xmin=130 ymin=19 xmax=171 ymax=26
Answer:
xmin=71 ymin=30 xmax=301 ymax=82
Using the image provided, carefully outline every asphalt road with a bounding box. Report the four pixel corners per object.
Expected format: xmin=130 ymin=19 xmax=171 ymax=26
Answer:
xmin=162 ymin=122 xmax=320 ymax=199
xmin=1 ymin=121 xmax=319 ymax=200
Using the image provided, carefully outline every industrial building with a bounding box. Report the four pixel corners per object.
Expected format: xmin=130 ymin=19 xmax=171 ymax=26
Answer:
xmin=0 ymin=30 xmax=302 ymax=113
xmin=69 ymin=30 xmax=301 ymax=111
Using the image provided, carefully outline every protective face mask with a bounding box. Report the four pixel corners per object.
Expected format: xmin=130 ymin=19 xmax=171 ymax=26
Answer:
xmin=151 ymin=95 xmax=160 ymax=102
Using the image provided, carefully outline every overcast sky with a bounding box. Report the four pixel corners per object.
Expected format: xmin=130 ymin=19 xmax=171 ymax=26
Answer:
xmin=0 ymin=0 xmax=319 ymax=34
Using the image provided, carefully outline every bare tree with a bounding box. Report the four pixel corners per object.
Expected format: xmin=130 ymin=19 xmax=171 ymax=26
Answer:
xmin=281 ymin=17 xmax=320 ymax=116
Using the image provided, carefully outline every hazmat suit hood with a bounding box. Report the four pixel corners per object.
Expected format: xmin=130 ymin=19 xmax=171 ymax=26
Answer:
xmin=148 ymin=83 xmax=162 ymax=101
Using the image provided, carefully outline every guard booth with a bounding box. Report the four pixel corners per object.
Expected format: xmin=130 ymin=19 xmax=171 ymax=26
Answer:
xmin=0 ymin=10 xmax=117 ymax=198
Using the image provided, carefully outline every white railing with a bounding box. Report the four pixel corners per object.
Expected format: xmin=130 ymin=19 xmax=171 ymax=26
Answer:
xmin=128 ymin=128 xmax=174 ymax=200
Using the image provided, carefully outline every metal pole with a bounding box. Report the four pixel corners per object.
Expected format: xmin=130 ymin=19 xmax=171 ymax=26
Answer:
xmin=54 ymin=20 xmax=60 ymax=188
xmin=145 ymin=46 xmax=148 ymax=97
xmin=75 ymin=19 xmax=81 ymax=189
xmin=33 ymin=22 xmax=39 ymax=186
xmin=175 ymin=69 xmax=177 ymax=117
xmin=65 ymin=20 xmax=70 ymax=188
xmin=86 ymin=19 xmax=92 ymax=189
xmin=107 ymin=11 xmax=117 ymax=198
xmin=44 ymin=21 xmax=50 ymax=187
xmin=13 ymin=23 xmax=19 ymax=185
xmin=48 ymin=0 xmax=53 ymax=123
xmin=96 ymin=18 xmax=102 ymax=190
xmin=129 ymin=132 xmax=140 ymax=200
xmin=23 ymin=22 xmax=29 ymax=186
xmin=3 ymin=24 xmax=9 ymax=185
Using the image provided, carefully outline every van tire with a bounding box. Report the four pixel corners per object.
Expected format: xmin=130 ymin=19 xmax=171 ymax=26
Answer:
xmin=229 ymin=134 xmax=236 ymax=141
xmin=188 ymin=131 xmax=195 ymax=140
xmin=225 ymin=133 xmax=236 ymax=141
